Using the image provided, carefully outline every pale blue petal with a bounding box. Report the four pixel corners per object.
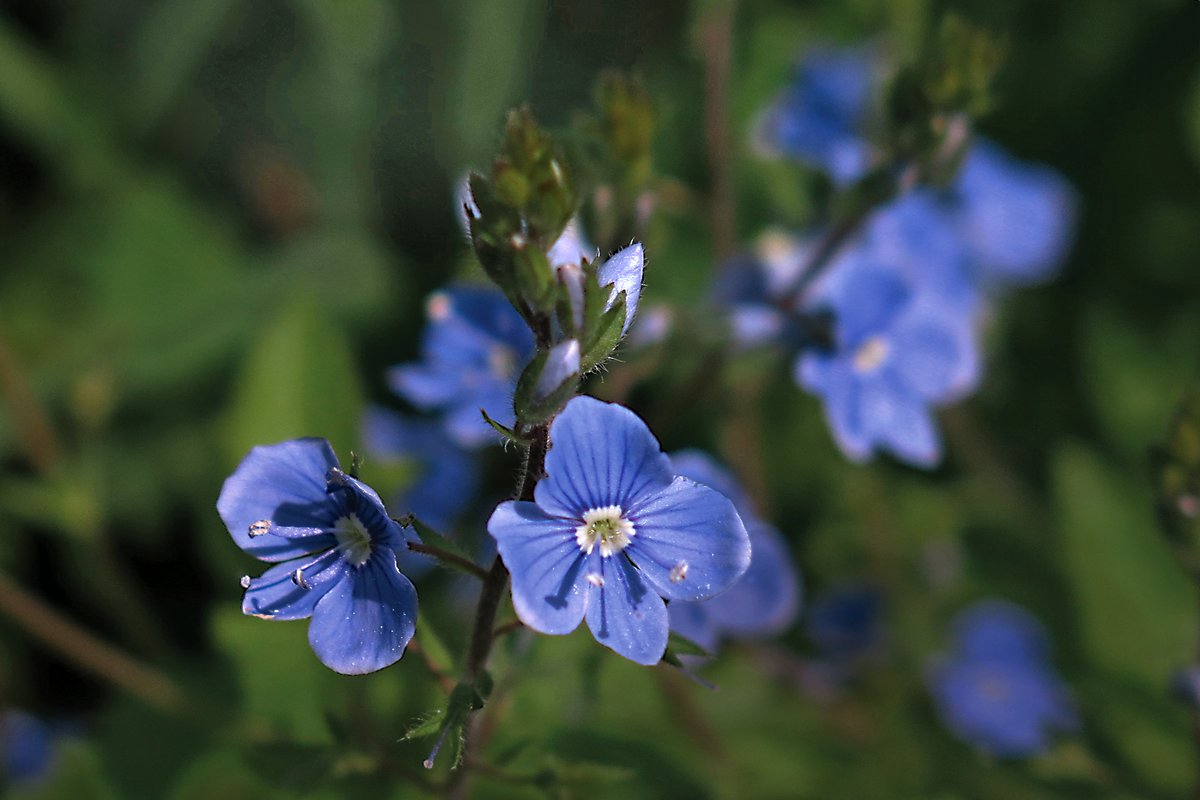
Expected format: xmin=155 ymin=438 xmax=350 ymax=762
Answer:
xmin=888 ymin=318 xmax=965 ymax=401
xmin=625 ymin=477 xmax=750 ymax=602
xmin=488 ymin=501 xmax=589 ymax=635
xmin=798 ymin=355 xmax=872 ymax=463
xmin=585 ymin=555 xmax=668 ymax=665
xmin=242 ymin=550 xmax=347 ymax=620
xmin=667 ymin=449 xmax=751 ymax=516
xmin=548 ymin=219 xmax=594 ymax=267
xmin=597 ymin=243 xmax=644 ymax=334
xmin=307 ymin=548 xmax=417 ymax=675
xmin=218 ymin=438 xmax=340 ymax=563
xmin=861 ymin=374 xmax=941 ymax=467
xmin=535 ymin=396 xmax=673 ymax=517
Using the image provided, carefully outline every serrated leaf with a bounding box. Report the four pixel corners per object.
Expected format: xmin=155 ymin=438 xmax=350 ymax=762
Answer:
xmin=400 ymin=709 xmax=447 ymax=742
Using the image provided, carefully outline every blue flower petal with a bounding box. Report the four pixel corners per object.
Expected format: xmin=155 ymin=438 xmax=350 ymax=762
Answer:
xmin=218 ymin=438 xmax=340 ymax=563
xmin=535 ymin=396 xmax=673 ymax=517
xmin=888 ymin=317 xmax=968 ymax=401
xmin=533 ymin=339 xmax=580 ymax=401
xmin=1 ymin=710 xmax=55 ymax=786
xmin=951 ymin=600 xmax=1050 ymax=663
xmin=242 ymin=549 xmax=347 ymax=620
xmin=585 ymin=555 xmax=668 ymax=665
xmin=798 ymin=355 xmax=872 ymax=462
xmin=488 ymin=501 xmax=589 ymax=635
xmin=861 ymin=372 xmax=941 ymax=467
xmin=625 ymin=476 xmax=750 ymax=602
xmin=668 ymin=449 xmax=752 ymax=515
xmin=548 ymin=219 xmax=594 ymax=267
xmin=307 ymin=548 xmax=417 ymax=675
xmin=597 ymin=243 xmax=644 ymax=334
xmin=704 ymin=521 xmax=802 ymax=636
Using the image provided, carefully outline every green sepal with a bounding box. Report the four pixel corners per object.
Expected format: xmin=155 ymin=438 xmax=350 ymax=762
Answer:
xmin=512 ymin=241 xmax=556 ymax=310
xmin=480 ymin=408 xmax=531 ymax=445
xmin=513 ymin=349 xmax=581 ymax=426
xmin=666 ymin=631 xmax=711 ymax=659
xmin=580 ymin=290 xmax=627 ymax=372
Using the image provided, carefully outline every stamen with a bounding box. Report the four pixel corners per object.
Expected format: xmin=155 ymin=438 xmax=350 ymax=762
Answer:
xmin=424 ymin=723 xmax=452 ymax=770
xmin=240 ymin=575 xmax=252 ymax=589
xmin=248 ymin=519 xmax=272 ymax=538
xmin=326 ymin=467 xmax=348 ymax=488
xmin=586 ymin=573 xmax=605 ymax=587
xmin=669 ymin=561 xmax=689 ymax=583
xmin=575 ymin=505 xmax=636 ymax=557
xmin=291 ymin=568 xmax=310 ymax=590
xmin=852 ymin=336 xmax=889 ymax=373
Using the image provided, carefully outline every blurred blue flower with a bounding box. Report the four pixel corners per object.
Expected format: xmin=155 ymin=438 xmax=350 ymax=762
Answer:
xmin=362 ymin=405 xmax=480 ymax=559
xmin=1 ymin=710 xmax=55 ymax=786
xmin=796 ymin=249 xmax=979 ymax=467
xmin=388 ymin=286 xmax=535 ymax=449
xmin=218 ymin=438 xmax=418 ymax=675
xmin=948 ymin=139 xmax=1078 ymax=287
xmin=665 ymin=450 xmax=802 ymax=652
xmin=806 ymin=583 xmax=886 ymax=664
xmin=756 ymin=46 xmax=878 ymax=184
xmin=929 ymin=600 xmax=1077 ymax=757
xmin=487 ymin=396 xmax=751 ymax=664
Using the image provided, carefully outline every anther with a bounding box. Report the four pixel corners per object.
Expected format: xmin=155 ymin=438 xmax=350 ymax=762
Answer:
xmin=669 ymin=561 xmax=689 ymax=583
xmin=240 ymin=575 xmax=252 ymax=589
xmin=248 ymin=519 xmax=272 ymax=538
xmin=586 ymin=573 xmax=605 ymax=587
xmin=291 ymin=569 xmax=310 ymax=590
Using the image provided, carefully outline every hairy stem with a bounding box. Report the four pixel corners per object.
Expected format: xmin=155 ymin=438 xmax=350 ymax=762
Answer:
xmin=406 ymin=541 xmax=489 ymax=580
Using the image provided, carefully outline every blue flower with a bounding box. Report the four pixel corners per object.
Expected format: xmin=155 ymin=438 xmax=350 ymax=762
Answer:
xmin=796 ymin=244 xmax=979 ymax=467
xmin=362 ymin=406 xmax=480 ymax=534
xmin=929 ymin=600 xmax=1077 ymax=757
xmin=665 ymin=450 xmax=801 ymax=652
xmin=487 ymin=396 xmax=752 ymax=664
xmin=948 ymin=139 xmax=1077 ymax=287
xmin=756 ymin=46 xmax=878 ymax=185
xmin=218 ymin=438 xmax=418 ymax=675
xmin=388 ymin=287 xmax=535 ymax=449
xmin=1 ymin=710 xmax=55 ymax=787
xmin=805 ymin=583 xmax=885 ymax=664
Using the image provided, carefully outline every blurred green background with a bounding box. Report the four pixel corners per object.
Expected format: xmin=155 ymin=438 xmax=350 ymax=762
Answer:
xmin=0 ymin=0 xmax=1198 ymax=797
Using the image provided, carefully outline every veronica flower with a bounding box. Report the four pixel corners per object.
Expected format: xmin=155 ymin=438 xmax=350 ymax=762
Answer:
xmin=756 ymin=46 xmax=879 ymax=185
xmin=665 ymin=450 xmax=801 ymax=652
xmin=948 ymin=139 xmax=1077 ymax=287
xmin=388 ymin=287 xmax=535 ymax=449
xmin=928 ymin=600 xmax=1077 ymax=757
xmin=487 ymin=396 xmax=751 ymax=664
xmin=218 ymin=438 xmax=418 ymax=675
xmin=796 ymin=247 xmax=979 ymax=467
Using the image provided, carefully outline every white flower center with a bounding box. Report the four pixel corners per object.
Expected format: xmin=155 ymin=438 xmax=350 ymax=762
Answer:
xmin=852 ymin=335 xmax=889 ymax=373
xmin=575 ymin=505 xmax=635 ymax=557
xmin=334 ymin=513 xmax=373 ymax=568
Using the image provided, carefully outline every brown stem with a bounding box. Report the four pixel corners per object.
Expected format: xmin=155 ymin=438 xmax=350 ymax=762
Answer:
xmin=0 ymin=571 xmax=186 ymax=713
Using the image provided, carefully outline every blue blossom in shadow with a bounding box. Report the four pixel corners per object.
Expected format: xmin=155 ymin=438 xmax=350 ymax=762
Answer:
xmin=388 ymin=287 xmax=534 ymax=449
xmin=796 ymin=246 xmax=979 ymax=467
xmin=929 ymin=600 xmax=1078 ymax=757
xmin=218 ymin=438 xmax=418 ymax=675
xmin=665 ymin=449 xmax=802 ymax=652
xmin=756 ymin=46 xmax=879 ymax=184
xmin=1 ymin=710 xmax=55 ymax=787
xmin=806 ymin=583 xmax=886 ymax=664
xmin=487 ymin=396 xmax=751 ymax=664
xmin=948 ymin=139 xmax=1078 ymax=287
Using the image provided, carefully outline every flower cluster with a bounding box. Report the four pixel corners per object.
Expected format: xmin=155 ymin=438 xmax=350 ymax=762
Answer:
xmin=487 ymin=397 xmax=752 ymax=664
xmin=739 ymin=46 xmax=1076 ymax=467
xmin=1 ymin=710 xmax=55 ymax=787
xmin=928 ymin=600 xmax=1077 ymax=757
xmin=218 ymin=438 xmax=418 ymax=675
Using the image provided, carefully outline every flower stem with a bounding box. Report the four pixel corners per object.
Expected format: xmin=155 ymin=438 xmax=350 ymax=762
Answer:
xmin=406 ymin=541 xmax=489 ymax=580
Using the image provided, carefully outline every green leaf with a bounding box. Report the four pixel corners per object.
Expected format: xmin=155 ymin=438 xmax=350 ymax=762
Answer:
xmin=481 ymin=408 xmax=531 ymax=445
xmin=223 ymin=294 xmax=363 ymax=466
xmin=1054 ymin=444 xmax=1195 ymax=687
